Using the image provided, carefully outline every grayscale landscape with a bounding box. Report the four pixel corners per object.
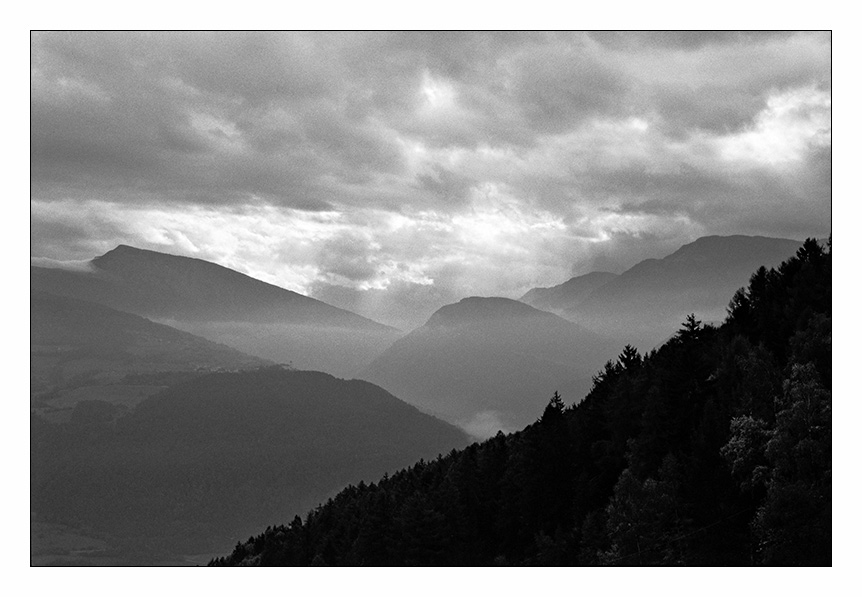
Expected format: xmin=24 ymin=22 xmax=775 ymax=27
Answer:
xmin=30 ymin=31 xmax=831 ymax=566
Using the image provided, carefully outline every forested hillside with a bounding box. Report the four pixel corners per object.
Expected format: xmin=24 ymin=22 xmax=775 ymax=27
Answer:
xmin=31 ymin=368 xmax=468 ymax=563
xmin=212 ymin=238 xmax=830 ymax=566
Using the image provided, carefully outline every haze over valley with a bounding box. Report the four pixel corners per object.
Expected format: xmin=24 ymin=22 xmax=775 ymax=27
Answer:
xmin=33 ymin=244 xmax=400 ymax=378
xmin=520 ymin=235 xmax=804 ymax=349
xmin=30 ymin=31 xmax=830 ymax=567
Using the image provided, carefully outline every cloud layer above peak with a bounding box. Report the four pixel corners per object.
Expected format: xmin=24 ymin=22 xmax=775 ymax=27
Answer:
xmin=31 ymin=31 xmax=831 ymax=329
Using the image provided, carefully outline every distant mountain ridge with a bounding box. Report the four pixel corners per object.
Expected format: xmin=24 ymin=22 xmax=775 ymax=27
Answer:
xmin=427 ymin=296 xmax=560 ymax=326
xmin=31 ymin=290 xmax=267 ymax=397
xmin=521 ymin=235 xmax=803 ymax=349
xmin=33 ymin=245 xmax=393 ymax=330
xmin=31 ymin=245 xmax=401 ymax=377
xmin=361 ymin=297 xmax=618 ymax=436
xmin=519 ymin=271 xmax=618 ymax=312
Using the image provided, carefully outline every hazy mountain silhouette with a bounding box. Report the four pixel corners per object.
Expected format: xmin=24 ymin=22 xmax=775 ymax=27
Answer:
xmin=32 ymin=245 xmax=389 ymax=326
xmin=31 ymin=291 xmax=268 ymax=419
xmin=211 ymin=238 xmax=831 ymax=567
xmin=31 ymin=245 xmax=401 ymax=377
xmin=31 ymin=367 xmax=469 ymax=564
xmin=520 ymin=271 xmax=618 ymax=313
xmin=361 ymin=297 xmax=618 ymax=436
xmin=522 ymin=235 xmax=802 ymax=350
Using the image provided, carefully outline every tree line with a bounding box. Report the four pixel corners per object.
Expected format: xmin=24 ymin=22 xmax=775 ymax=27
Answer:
xmin=211 ymin=238 xmax=831 ymax=566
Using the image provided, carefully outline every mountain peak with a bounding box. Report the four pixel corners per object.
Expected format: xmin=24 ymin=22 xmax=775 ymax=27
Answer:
xmin=107 ymin=243 xmax=138 ymax=252
xmin=666 ymin=235 xmax=801 ymax=262
xmin=426 ymin=296 xmax=552 ymax=327
xmin=94 ymin=244 xmax=206 ymax=267
xmin=36 ymin=244 xmax=397 ymax=333
xmin=97 ymin=243 xmax=149 ymax=257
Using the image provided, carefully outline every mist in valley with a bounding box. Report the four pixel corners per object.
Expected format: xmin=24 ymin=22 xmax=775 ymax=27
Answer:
xmin=29 ymin=31 xmax=831 ymax=568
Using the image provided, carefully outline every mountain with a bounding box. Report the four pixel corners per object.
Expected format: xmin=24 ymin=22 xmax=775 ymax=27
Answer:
xmin=30 ymin=367 xmax=469 ymax=565
xmin=361 ymin=297 xmax=619 ymax=436
xmin=31 ymin=245 xmax=401 ymax=377
xmin=534 ymin=235 xmax=803 ymax=349
xmin=212 ymin=239 xmax=831 ymax=567
xmin=520 ymin=271 xmax=618 ymax=312
xmin=31 ymin=291 xmax=268 ymax=420
xmin=33 ymin=245 xmax=349 ymax=325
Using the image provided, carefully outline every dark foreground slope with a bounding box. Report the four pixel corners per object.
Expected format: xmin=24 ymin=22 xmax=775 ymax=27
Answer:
xmin=31 ymin=368 xmax=469 ymax=564
xmin=213 ymin=238 xmax=830 ymax=566
xmin=361 ymin=297 xmax=618 ymax=436
xmin=32 ymin=246 xmax=401 ymax=377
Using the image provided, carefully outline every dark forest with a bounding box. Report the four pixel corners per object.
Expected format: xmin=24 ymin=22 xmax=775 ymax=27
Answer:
xmin=211 ymin=239 xmax=830 ymax=566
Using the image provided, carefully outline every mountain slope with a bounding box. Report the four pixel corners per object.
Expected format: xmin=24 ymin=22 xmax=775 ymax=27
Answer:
xmin=520 ymin=271 xmax=617 ymax=312
xmin=31 ymin=245 xmax=401 ymax=377
xmin=361 ymin=297 xmax=618 ymax=435
xmin=31 ymin=291 xmax=268 ymax=415
xmin=33 ymin=244 xmax=391 ymax=328
xmin=30 ymin=367 xmax=469 ymax=564
xmin=212 ymin=238 xmax=831 ymax=567
xmin=562 ymin=235 xmax=802 ymax=348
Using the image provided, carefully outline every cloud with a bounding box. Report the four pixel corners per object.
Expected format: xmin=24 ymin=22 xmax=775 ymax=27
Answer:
xmin=715 ymin=86 xmax=831 ymax=167
xmin=458 ymin=411 xmax=513 ymax=440
xmin=30 ymin=32 xmax=831 ymax=326
xmin=30 ymin=257 xmax=96 ymax=273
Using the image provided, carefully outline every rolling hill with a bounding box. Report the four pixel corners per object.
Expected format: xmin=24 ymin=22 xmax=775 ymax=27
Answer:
xmin=361 ymin=297 xmax=618 ymax=436
xmin=30 ymin=367 xmax=470 ymax=564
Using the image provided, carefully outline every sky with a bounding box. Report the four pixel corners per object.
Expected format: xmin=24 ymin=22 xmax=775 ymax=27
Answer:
xmin=30 ymin=31 xmax=832 ymax=329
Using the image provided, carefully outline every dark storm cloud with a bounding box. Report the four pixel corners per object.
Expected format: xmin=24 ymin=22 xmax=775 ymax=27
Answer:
xmin=314 ymin=233 xmax=381 ymax=284
xmin=31 ymin=31 xmax=831 ymax=327
xmin=507 ymin=34 xmax=631 ymax=134
xmin=589 ymin=31 xmax=799 ymax=51
xmin=30 ymin=200 xmax=133 ymax=259
xmin=415 ymin=167 xmax=475 ymax=204
xmin=602 ymin=31 xmax=831 ymax=137
xmin=31 ymin=32 xmax=404 ymax=210
xmin=32 ymin=31 xmax=830 ymax=210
